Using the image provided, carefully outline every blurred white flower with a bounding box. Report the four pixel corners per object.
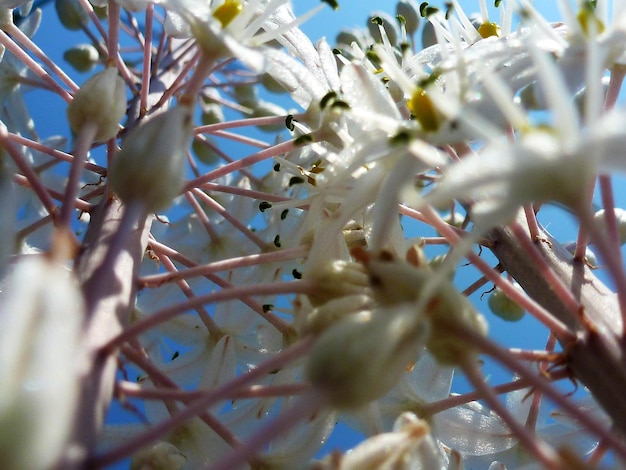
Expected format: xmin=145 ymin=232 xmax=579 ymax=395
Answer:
xmin=0 ymin=256 xmax=84 ymax=470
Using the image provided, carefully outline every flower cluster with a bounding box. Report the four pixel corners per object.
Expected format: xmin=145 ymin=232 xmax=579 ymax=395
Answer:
xmin=2 ymin=0 xmax=626 ymax=469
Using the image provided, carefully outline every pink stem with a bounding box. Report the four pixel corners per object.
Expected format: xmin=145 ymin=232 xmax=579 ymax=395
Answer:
xmin=89 ymin=337 xmax=315 ymax=468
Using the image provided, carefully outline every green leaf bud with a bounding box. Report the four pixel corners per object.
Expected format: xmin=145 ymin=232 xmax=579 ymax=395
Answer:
xmin=109 ymin=105 xmax=193 ymax=212
xmin=67 ymin=67 xmax=126 ymax=142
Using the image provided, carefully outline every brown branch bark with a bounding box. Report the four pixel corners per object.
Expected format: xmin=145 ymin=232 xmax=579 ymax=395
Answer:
xmin=487 ymin=218 xmax=626 ymax=437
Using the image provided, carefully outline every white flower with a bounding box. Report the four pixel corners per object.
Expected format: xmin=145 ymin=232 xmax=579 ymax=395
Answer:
xmin=313 ymin=412 xmax=453 ymax=470
xmin=0 ymin=256 xmax=84 ymax=470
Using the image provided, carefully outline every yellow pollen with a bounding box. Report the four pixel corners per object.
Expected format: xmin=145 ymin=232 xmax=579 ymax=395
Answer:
xmin=407 ymin=88 xmax=439 ymax=132
xmin=213 ymin=0 xmax=242 ymax=28
xmin=477 ymin=22 xmax=500 ymax=38
xmin=577 ymin=9 xmax=605 ymax=36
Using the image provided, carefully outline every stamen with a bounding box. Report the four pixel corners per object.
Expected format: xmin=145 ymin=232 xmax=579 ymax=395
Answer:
xmin=213 ymin=0 xmax=242 ymax=28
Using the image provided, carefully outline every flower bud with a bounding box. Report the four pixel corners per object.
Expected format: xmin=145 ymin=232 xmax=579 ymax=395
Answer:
xmin=0 ymin=257 xmax=84 ymax=470
xmin=63 ymin=43 xmax=100 ymax=73
xmin=306 ymin=306 xmax=428 ymax=408
xmin=67 ymin=67 xmax=126 ymax=142
xmin=314 ymin=412 xmax=445 ymax=469
xmin=305 ymin=259 xmax=370 ymax=308
xmin=55 ymin=0 xmax=89 ymax=30
xmin=131 ymin=442 xmax=187 ymax=470
xmin=365 ymin=255 xmax=488 ymax=365
xmin=109 ymin=105 xmax=193 ymax=212
xmin=488 ymin=286 xmax=525 ymax=322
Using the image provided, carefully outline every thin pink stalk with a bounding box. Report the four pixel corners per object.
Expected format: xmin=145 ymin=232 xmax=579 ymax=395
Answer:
xmin=452 ymin=321 xmax=626 ymax=461
xmin=575 ymin=203 xmax=626 ymax=333
xmin=140 ymin=4 xmax=154 ymax=116
xmin=195 ymin=114 xmax=291 ymax=134
xmin=185 ymin=139 xmax=299 ymax=190
xmin=59 ymin=122 xmax=99 ymax=228
xmin=573 ymin=184 xmax=596 ymax=261
xmin=0 ymin=30 xmax=72 ymax=102
xmin=193 ymin=136 xmax=263 ymax=185
xmin=523 ymin=204 xmax=541 ymax=241
xmin=146 ymin=238 xmax=300 ymax=336
xmin=605 ymin=66 xmax=626 ymax=110
xmin=89 ymin=337 xmax=315 ymax=468
xmin=207 ymin=391 xmax=327 ymax=470
xmin=0 ymin=125 xmax=58 ymax=219
xmin=121 ymin=345 xmax=242 ymax=449
xmin=152 ymin=46 xmax=201 ymax=110
xmin=198 ymin=181 xmax=292 ymax=203
xmin=12 ymin=174 xmax=93 ymax=213
xmin=509 ymin=221 xmax=582 ymax=318
xmin=117 ymin=381 xmax=308 ymax=401
xmin=416 ymin=205 xmax=575 ymax=343
xmin=103 ymin=280 xmax=313 ymax=351
xmin=4 ymin=23 xmax=78 ymax=92
xmin=76 ymin=0 xmax=108 ymax=42
xmin=7 ymin=133 xmax=106 ymax=175
xmin=190 ymin=188 xmax=268 ymax=249
xmin=180 ymin=54 xmax=217 ymax=105
xmin=153 ymin=249 xmax=222 ymax=338
xmin=459 ymin=356 xmax=565 ymax=470
xmin=105 ymin=0 xmax=138 ymax=91
xmin=184 ymin=189 xmax=221 ymax=241
xmin=508 ymin=347 xmax=561 ymax=363
xmin=209 ymin=129 xmax=273 ymax=148
xmin=15 ymin=214 xmax=53 ymax=241
xmin=139 ymin=246 xmax=308 ymax=287
xmin=421 ymin=367 xmax=569 ymax=416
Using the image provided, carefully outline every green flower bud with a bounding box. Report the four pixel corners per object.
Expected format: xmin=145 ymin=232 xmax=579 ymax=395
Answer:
xmin=67 ymin=67 xmax=126 ymax=142
xmin=55 ymin=0 xmax=89 ymax=30
xmin=366 ymin=255 xmax=488 ymax=365
xmin=109 ymin=105 xmax=193 ymax=212
xmin=200 ymin=102 xmax=224 ymax=126
xmin=306 ymin=306 xmax=428 ymax=408
xmin=488 ymin=287 xmax=525 ymax=322
xmin=305 ymin=259 xmax=370 ymax=308
xmin=92 ymin=4 xmax=108 ymax=19
xmin=192 ymin=138 xmax=219 ymax=166
xmin=63 ymin=43 xmax=99 ymax=73
xmin=233 ymin=83 xmax=258 ymax=108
